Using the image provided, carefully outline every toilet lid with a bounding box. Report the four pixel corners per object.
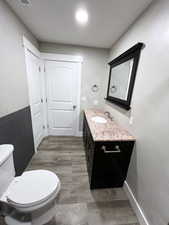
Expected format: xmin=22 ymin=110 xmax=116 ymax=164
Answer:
xmin=7 ymin=170 xmax=60 ymax=207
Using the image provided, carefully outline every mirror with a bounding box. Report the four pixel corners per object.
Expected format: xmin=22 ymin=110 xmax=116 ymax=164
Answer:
xmin=106 ymin=43 xmax=144 ymax=110
xmin=108 ymin=58 xmax=134 ymax=100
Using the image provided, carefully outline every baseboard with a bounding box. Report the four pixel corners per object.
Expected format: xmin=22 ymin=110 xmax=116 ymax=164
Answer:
xmin=76 ymin=131 xmax=82 ymax=137
xmin=123 ymin=181 xmax=150 ymax=225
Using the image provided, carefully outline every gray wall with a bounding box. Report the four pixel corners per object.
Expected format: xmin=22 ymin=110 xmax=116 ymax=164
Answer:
xmin=104 ymin=1 xmax=169 ymax=224
xmin=0 ymin=0 xmax=38 ymax=118
xmin=40 ymin=42 xmax=109 ymax=130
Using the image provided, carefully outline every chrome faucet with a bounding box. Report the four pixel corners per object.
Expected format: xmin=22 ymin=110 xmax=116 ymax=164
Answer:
xmin=104 ymin=111 xmax=110 ymax=117
xmin=104 ymin=111 xmax=114 ymax=121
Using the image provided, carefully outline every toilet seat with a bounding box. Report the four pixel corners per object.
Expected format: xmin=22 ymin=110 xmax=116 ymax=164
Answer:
xmin=7 ymin=170 xmax=60 ymax=208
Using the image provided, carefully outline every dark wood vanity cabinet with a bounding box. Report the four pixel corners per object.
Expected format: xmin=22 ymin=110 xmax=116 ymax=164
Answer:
xmin=83 ymin=114 xmax=134 ymax=189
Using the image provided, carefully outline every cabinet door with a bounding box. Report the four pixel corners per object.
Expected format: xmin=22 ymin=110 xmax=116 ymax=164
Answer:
xmin=92 ymin=141 xmax=134 ymax=188
xmin=83 ymin=116 xmax=87 ymax=148
xmin=85 ymin=120 xmax=94 ymax=176
xmin=83 ymin=115 xmax=95 ymax=185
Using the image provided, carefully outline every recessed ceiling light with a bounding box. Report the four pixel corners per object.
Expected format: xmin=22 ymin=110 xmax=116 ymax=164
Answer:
xmin=75 ymin=8 xmax=88 ymax=25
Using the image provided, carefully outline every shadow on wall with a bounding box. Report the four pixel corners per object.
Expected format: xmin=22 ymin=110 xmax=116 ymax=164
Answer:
xmin=105 ymin=100 xmax=132 ymax=119
xmin=126 ymin=144 xmax=139 ymax=198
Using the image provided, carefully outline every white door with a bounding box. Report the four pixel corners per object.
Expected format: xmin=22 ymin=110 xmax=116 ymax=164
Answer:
xmin=25 ymin=50 xmax=44 ymax=148
xmin=45 ymin=61 xmax=79 ymax=136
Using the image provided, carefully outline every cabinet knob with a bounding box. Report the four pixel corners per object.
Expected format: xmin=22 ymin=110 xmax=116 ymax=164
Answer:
xmin=73 ymin=105 xmax=77 ymax=110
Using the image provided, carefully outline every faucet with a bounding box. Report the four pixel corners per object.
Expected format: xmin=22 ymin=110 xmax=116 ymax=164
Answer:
xmin=104 ymin=111 xmax=110 ymax=117
xmin=104 ymin=111 xmax=114 ymax=121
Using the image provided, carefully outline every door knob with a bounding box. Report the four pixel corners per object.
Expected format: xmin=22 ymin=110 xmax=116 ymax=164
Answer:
xmin=73 ymin=105 xmax=77 ymax=110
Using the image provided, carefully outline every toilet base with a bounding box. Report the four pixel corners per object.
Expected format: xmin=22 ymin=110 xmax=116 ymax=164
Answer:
xmin=5 ymin=200 xmax=56 ymax=225
xmin=5 ymin=216 xmax=31 ymax=225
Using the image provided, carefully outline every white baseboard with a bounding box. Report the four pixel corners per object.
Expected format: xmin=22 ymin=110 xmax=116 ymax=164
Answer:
xmin=123 ymin=181 xmax=150 ymax=225
xmin=76 ymin=131 xmax=82 ymax=137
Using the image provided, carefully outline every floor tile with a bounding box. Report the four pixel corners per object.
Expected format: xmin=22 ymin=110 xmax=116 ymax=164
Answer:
xmin=90 ymin=188 xmax=128 ymax=202
xmin=47 ymin=203 xmax=88 ymax=225
xmin=87 ymin=201 xmax=138 ymax=225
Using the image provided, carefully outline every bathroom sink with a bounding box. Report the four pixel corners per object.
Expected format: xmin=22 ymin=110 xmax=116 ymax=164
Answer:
xmin=91 ymin=116 xmax=107 ymax=124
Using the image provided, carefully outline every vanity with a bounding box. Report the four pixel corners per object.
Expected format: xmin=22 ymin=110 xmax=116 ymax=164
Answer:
xmin=83 ymin=109 xmax=135 ymax=189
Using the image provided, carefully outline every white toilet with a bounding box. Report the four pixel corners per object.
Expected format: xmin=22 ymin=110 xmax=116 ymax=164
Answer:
xmin=0 ymin=144 xmax=61 ymax=225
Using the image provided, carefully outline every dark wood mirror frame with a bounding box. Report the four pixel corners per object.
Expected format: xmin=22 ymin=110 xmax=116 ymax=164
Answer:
xmin=105 ymin=43 xmax=144 ymax=110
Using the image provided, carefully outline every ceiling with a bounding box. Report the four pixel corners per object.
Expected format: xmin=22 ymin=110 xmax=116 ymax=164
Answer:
xmin=6 ymin=0 xmax=152 ymax=48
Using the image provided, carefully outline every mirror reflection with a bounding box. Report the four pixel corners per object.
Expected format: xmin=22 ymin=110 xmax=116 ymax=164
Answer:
xmin=108 ymin=59 xmax=133 ymax=100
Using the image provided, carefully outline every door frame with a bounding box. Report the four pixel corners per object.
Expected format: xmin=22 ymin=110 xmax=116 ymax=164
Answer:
xmin=23 ymin=36 xmax=46 ymax=151
xmin=23 ymin=37 xmax=83 ymax=138
xmin=41 ymin=53 xmax=83 ymax=137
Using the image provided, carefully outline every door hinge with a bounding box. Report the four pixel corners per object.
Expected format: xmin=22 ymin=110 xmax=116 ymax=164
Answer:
xmin=46 ymin=98 xmax=47 ymax=103
xmin=39 ymin=66 xmax=41 ymax=72
xmin=41 ymin=98 xmax=43 ymax=103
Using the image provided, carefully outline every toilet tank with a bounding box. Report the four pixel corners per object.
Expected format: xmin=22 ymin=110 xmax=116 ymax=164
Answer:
xmin=0 ymin=145 xmax=15 ymax=198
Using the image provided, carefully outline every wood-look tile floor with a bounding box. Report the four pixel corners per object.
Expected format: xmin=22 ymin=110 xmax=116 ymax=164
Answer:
xmin=1 ymin=136 xmax=140 ymax=225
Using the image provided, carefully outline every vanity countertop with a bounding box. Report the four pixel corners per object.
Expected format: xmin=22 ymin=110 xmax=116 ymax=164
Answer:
xmin=84 ymin=109 xmax=135 ymax=142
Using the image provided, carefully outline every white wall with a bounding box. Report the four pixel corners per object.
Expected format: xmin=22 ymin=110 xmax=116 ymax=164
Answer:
xmin=104 ymin=1 xmax=169 ymax=224
xmin=40 ymin=42 xmax=109 ymax=130
xmin=0 ymin=0 xmax=38 ymax=118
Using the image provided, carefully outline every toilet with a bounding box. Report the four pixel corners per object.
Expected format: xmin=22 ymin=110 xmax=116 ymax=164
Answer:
xmin=0 ymin=144 xmax=61 ymax=225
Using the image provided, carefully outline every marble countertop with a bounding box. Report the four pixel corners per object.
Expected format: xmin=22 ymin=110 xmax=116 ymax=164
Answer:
xmin=84 ymin=109 xmax=135 ymax=142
